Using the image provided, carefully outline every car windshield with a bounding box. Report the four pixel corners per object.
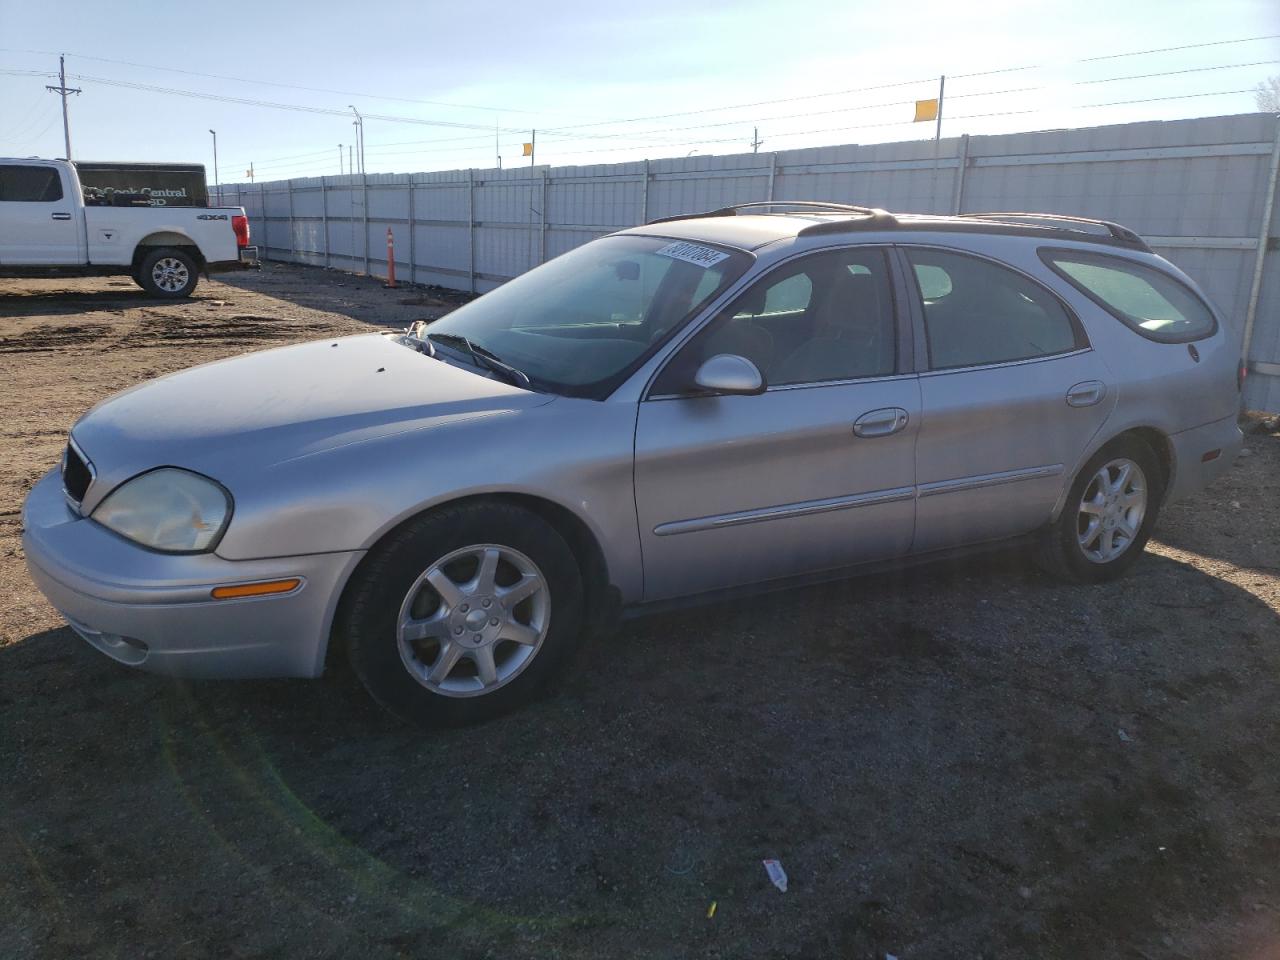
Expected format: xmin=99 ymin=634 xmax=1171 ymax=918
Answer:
xmin=418 ymin=234 xmax=751 ymax=397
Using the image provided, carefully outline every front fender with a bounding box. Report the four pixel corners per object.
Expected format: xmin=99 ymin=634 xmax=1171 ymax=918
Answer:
xmin=213 ymin=398 xmax=645 ymax=603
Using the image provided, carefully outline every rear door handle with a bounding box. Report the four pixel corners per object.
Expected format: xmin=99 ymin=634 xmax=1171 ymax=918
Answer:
xmin=1066 ymin=380 xmax=1106 ymax=408
xmin=853 ymin=407 xmax=909 ymax=438
xmin=51 ymin=212 xmax=72 ymax=221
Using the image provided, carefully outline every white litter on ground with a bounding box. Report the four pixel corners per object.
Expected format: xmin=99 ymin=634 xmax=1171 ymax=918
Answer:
xmin=762 ymin=859 xmax=788 ymax=892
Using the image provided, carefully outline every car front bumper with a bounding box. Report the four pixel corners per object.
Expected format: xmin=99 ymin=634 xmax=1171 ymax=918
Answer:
xmin=21 ymin=469 xmax=363 ymax=679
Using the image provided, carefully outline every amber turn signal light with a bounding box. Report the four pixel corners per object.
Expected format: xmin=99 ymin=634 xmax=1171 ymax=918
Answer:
xmin=210 ymin=578 xmax=302 ymax=600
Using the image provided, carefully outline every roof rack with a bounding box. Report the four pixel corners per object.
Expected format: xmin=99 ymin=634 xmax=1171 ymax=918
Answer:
xmin=956 ymin=212 xmax=1148 ymax=249
xmin=644 ymin=202 xmax=1152 ymax=253
xmin=797 ymin=209 xmax=1151 ymax=252
xmin=646 ymin=201 xmax=897 ymax=226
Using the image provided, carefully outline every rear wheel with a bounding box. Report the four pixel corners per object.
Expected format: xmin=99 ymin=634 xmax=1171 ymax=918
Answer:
xmin=1037 ymin=438 xmax=1163 ymax=583
xmin=137 ymin=247 xmax=199 ymax=298
xmin=339 ymin=502 xmax=585 ymax=726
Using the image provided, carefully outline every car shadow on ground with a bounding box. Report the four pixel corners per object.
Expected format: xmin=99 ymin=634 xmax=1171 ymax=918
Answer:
xmin=4 ymin=540 xmax=1279 ymax=960
xmin=0 ymin=285 xmax=218 ymax=319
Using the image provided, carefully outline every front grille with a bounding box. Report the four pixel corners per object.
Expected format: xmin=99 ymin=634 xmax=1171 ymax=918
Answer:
xmin=62 ymin=441 xmax=92 ymax=503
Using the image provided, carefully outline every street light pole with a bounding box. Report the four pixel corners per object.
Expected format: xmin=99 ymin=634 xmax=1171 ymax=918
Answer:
xmin=208 ymin=129 xmax=219 ymax=193
xmin=338 ymin=143 xmax=344 ymax=176
xmin=935 ymin=75 xmax=946 ymax=141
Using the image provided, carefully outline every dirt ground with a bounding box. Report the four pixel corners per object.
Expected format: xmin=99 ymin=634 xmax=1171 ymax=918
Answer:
xmin=2 ymin=264 xmax=1279 ymax=960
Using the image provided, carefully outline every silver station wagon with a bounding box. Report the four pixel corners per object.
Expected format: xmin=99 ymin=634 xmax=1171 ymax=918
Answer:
xmin=23 ymin=202 xmax=1244 ymax=725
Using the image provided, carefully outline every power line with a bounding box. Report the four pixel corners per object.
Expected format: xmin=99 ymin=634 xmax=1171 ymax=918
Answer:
xmin=947 ymin=32 xmax=1280 ymax=79
xmin=0 ymin=108 xmax=60 ymax=148
xmin=61 ymin=72 xmax=723 ymax=157
xmin=0 ymin=96 xmax=55 ymax=142
xmin=487 ymin=34 xmax=1280 ymax=135
xmin=6 ymin=33 xmax=1271 ymax=176
xmin=1080 ymin=35 xmax=1280 ymax=63
xmin=948 ymin=59 xmax=1280 ymax=101
xmin=248 ymin=83 xmax=1263 ymax=177
xmin=517 ymin=59 xmax=1277 ymax=149
xmin=0 ymin=47 xmax=603 ymax=120
xmin=1074 ymin=59 xmax=1279 ymax=85
xmin=7 ymin=32 xmax=1272 ymax=138
xmin=532 ymin=86 xmax=1263 ymax=157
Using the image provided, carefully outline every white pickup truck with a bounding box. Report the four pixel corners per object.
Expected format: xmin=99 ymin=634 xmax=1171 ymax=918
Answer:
xmin=0 ymin=157 xmax=258 ymax=298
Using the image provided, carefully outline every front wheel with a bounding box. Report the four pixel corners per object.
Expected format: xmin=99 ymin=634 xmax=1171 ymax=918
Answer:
xmin=338 ymin=502 xmax=585 ymax=726
xmin=1037 ymin=438 xmax=1163 ymax=583
xmin=137 ymin=247 xmax=199 ymax=298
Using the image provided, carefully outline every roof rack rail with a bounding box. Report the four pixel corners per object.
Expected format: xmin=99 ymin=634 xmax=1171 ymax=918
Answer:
xmin=646 ymin=201 xmax=897 ymax=226
xmin=797 ymin=209 xmax=1152 ymax=252
xmin=957 ymin=212 xmax=1148 ymax=250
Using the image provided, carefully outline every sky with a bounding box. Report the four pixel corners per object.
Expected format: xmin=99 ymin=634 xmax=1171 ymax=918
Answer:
xmin=0 ymin=0 xmax=1277 ymax=185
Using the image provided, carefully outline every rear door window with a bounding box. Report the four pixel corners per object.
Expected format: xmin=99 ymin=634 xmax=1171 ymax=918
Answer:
xmin=0 ymin=165 xmax=64 ymax=202
xmin=1041 ymin=249 xmax=1217 ymax=343
xmin=904 ymin=248 xmax=1084 ymax=370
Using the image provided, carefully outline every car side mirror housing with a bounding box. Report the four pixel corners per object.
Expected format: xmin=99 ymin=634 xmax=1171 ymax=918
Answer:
xmin=692 ymin=354 xmax=767 ymax=396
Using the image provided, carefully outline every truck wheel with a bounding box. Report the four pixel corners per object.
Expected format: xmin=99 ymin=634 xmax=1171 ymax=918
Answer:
xmin=137 ymin=248 xmax=199 ymax=298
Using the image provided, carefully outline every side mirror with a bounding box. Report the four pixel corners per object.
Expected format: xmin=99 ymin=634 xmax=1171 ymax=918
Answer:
xmin=692 ymin=354 xmax=767 ymax=396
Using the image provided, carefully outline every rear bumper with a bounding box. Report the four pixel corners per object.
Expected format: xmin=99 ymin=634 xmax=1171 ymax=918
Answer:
xmin=1166 ymin=413 xmax=1244 ymax=505
xmin=22 ymin=468 xmax=361 ymax=679
xmin=207 ymin=246 xmax=260 ymax=272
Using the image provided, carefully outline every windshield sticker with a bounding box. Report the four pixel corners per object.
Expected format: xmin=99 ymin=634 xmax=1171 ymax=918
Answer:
xmin=655 ymin=241 xmax=730 ymax=268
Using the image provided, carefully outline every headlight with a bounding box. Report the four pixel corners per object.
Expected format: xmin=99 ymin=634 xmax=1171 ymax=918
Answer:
xmin=92 ymin=468 xmax=232 ymax=553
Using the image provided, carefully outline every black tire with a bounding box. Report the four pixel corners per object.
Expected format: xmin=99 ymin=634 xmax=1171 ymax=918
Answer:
xmin=1036 ymin=436 xmax=1164 ymax=583
xmin=136 ymin=247 xmax=199 ymax=298
xmin=338 ymin=501 xmax=585 ymax=727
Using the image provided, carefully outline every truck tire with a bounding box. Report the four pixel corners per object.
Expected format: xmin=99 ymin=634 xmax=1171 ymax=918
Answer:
xmin=137 ymin=247 xmax=199 ymax=298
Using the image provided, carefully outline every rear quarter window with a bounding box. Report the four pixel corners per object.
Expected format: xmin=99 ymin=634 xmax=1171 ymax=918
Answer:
xmin=1041 ymin=249 xmax=1217 ymax=343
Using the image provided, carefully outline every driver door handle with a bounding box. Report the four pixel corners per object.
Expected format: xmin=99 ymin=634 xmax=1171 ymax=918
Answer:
xmin=853 ymin=407 xmax=909 ymax=438
xmin=51 ymin=212 xmax=72 ymax=221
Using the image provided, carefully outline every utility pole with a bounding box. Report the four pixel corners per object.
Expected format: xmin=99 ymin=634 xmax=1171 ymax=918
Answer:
xmin=530 ymin=129 xmax=536 ymax=167
xmin=208 ymin=130 xmax=219 ymax=189
xmin=348 ymin=145 xmax=353 ymax=177
xmin=247 ymin=162 xmax=255 ymax=182
xmin=45 ymin=54 xmax=81 ymax=160
xmin=338 ymin=143 xmax=344 ymax=176
xmin=751 ymin=126 xmax=764 ymax=153
xmin=495 ymin=119 xmax=500 ymax=169
xmin=349 ymin=106 xmax=365 ymax=173
xmin=935 ymin=75 xmax=946 ymax=141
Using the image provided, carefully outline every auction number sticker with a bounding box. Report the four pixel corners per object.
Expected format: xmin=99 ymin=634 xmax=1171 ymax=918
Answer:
xmin=655 ymin=240 xmax=730 ymax=268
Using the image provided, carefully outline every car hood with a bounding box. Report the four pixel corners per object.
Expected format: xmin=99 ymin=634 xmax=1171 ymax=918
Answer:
xmin=71 ymin=333 xmax=553 ymax=509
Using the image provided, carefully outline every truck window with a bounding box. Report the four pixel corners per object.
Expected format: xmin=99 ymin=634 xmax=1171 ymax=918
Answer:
xmin=0 ymin=166 xmax=64 ymax=202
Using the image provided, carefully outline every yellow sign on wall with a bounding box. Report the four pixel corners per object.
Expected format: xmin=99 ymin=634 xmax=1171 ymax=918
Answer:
xmin=914 ymin=99 xmax=939 ymax=122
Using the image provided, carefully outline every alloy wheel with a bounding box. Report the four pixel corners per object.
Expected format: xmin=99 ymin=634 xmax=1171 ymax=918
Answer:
xmin=396 ymin=544 xmax=550 ymax=697
xmin=1077 ymin=457 xmax=1147 ymax=563
xmin=151 ymin=257 xmax=190 ymax=293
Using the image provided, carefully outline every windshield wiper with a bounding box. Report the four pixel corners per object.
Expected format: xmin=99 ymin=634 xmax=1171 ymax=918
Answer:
xmin=426 ymin=333 xmax=532 ymax=388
